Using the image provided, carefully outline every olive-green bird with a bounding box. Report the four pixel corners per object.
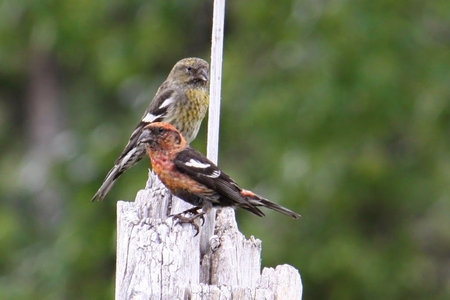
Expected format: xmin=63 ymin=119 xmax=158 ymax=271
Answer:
xmin=92 ymin=57 xmax=209 ymax=201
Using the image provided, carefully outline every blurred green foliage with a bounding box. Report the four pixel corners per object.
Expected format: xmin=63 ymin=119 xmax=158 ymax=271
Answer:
xmin=1 ymin=0 xmax=449 ymax=299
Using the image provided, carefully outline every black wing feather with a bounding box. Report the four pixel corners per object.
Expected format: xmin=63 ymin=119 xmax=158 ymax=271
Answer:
xmin=115 ymin=87 xmax=175 ymax=163
xmin=174 ymin=148 xmax=264 ymax=216
xmin=174 ymin=147 xmax=232 ymax=187
xmin=141 ymin=87 xmax=175 ymax=120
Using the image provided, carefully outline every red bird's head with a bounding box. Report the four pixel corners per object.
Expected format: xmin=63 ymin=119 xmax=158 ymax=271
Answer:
xmin=138 ymin=122 xmax=187 ymax=151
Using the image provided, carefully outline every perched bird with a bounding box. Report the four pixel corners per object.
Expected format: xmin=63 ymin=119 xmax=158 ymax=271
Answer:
xmin=92 ymin=57 xmax=210 ymax=201
xmin=137 ymin=122 xmax=301 ymax=234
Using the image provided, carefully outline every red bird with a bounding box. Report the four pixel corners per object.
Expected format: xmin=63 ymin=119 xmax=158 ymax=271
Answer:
xmin=137 ymin=122 xmax=301 ymax=233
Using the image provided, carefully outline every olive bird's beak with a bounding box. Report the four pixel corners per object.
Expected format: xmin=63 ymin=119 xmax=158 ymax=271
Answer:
xmin=197 ymin=68 xmax=209 ymax=82
xmin=137 ymin=129 xmax=155 ymax=145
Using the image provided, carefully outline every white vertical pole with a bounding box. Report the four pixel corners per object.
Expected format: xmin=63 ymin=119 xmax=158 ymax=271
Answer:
xmin=200 ymin=0 xmax=226 ymax=263
xmin=207 ymin=0 xmax=226 ymax=164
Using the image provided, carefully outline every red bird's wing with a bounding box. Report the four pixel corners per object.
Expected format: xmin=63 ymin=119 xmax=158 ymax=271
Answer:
xmin=174 ymin=148 xmax=264 ymax=216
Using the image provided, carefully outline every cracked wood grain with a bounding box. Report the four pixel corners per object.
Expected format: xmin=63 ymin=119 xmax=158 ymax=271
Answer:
xmin=115 ymin=172 xmax=302 ymax=300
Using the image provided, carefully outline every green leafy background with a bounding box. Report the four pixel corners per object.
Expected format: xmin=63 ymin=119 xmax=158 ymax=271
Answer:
xmin=1 ymin=0 xmax=449 ymax=299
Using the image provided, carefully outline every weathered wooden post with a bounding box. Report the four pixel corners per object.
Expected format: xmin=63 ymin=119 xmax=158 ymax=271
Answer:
xmin=115 ymin=1 xmax=302 ymax=299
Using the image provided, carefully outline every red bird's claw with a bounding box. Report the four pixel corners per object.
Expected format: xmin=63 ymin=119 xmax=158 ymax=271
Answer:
xmin=170 ymin=213 xmax=201 ymax=236
xmin=183 ymin=207 xmax=202 ymax=216
xmin=192 ymin=224 xmax=200 ymax=237
xmin=199 ymin=214 xmax=205 ymax=225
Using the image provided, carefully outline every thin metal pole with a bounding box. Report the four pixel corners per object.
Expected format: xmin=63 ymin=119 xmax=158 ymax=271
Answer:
xmin=207 ymin=0 xmax=226 ymax=164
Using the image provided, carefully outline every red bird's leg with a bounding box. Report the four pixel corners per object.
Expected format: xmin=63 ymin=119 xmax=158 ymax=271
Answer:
xmin=170 ymin=206 xmax=206 ymax=236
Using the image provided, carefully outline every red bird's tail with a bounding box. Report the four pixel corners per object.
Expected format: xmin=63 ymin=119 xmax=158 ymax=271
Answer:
xmin=242 ymin=189 xmax=301 ymax=219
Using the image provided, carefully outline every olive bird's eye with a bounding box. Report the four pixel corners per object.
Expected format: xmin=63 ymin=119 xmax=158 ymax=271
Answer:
xmin=186 ymin=66 xmax=192 ymax=72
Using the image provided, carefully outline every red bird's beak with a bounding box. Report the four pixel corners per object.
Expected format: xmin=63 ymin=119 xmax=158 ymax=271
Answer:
xmin=137 ymin=129 xmax=155 ymax=145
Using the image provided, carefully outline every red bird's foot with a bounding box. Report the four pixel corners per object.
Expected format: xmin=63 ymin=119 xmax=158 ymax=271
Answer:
xmin=170 ymin=207 xmax=206 ymax=236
